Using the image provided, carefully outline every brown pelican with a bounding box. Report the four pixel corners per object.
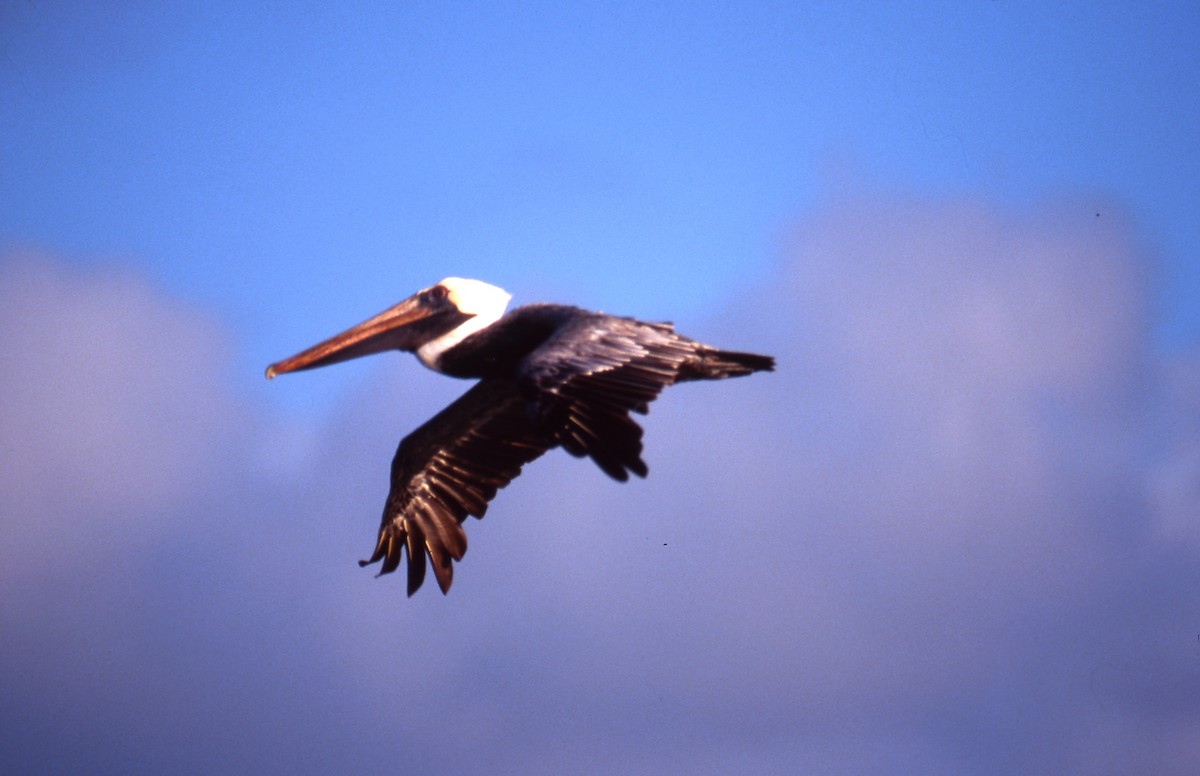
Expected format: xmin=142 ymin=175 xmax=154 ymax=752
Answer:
xmin=267 ymin=278 xmax=774 ymax=595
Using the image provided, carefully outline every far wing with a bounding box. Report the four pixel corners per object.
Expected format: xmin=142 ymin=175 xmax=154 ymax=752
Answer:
xmin=359 ymin=379 xmax=551 ymax=596
xmin=523 ymin=316 xmax=697 ymax=481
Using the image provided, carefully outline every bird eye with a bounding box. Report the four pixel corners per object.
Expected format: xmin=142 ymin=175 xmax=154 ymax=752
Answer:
xmin=421 ymin=286 xmax=448 ymax=304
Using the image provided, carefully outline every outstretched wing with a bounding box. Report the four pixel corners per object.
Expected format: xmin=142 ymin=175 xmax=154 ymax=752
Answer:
xmin=522 ymin=315 xmax=703 ymax=482
xmin=360 ymin=379 xmax=551 ymax=596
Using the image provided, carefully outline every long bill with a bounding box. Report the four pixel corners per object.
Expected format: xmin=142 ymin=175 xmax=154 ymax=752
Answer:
xmin=266 ymin=293 xmax=435 ymax=379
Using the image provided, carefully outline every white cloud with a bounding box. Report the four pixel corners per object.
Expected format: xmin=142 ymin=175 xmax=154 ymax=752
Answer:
xmin=0 ymin=256 xmax=237 ymax=501
xmin=1148 ymin=353 xmax=1200 ymax=545
xmin=2 ymin=190 xmax=1198 ymax=776
xmin=0 ymin=253 xmax=247 ymax=582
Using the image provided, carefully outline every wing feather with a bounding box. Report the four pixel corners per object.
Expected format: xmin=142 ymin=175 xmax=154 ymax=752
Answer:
xmin=523 ymin=316 xmax=701 ymax=481
xmin=359 ymin=379 xmax=551 ymax=595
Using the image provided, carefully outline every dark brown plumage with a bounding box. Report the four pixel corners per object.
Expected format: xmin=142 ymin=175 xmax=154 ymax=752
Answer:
xmin=267 ymin=279 xmax=773 ymax=596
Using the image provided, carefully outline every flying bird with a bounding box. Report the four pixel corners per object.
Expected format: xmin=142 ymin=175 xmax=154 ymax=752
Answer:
xmin=266 ymin=278 xmax=774 ymax=596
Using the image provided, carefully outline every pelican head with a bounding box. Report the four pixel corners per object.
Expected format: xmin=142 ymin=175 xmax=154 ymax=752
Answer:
xmin=266 ymin=278 xmax=512 ymax=378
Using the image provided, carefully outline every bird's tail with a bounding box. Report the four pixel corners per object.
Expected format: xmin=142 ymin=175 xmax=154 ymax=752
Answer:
xmin=682 ymin=347 xmax=776 ymax=381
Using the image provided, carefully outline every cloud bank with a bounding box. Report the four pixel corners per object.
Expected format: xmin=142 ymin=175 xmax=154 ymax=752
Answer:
xmin=2 ymin=191 xmax=1197 ymax=774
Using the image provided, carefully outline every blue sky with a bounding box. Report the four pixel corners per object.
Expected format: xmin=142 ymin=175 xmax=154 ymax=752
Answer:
xmin=3 ymin=3 xmax=1199 ymax=774
xmin=4 ymin=3 xmax=1197 ymax=360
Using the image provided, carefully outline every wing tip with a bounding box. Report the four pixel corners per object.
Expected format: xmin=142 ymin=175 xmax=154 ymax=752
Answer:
xmin=703 ymin=349 xmax=776 ymax=377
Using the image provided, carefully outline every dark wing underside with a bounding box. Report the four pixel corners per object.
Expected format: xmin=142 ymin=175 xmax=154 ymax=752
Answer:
xmin=363 ymin=311 xmax=773 ymax=595
xmin=360 ymin=379 xmax=551 ymax=595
